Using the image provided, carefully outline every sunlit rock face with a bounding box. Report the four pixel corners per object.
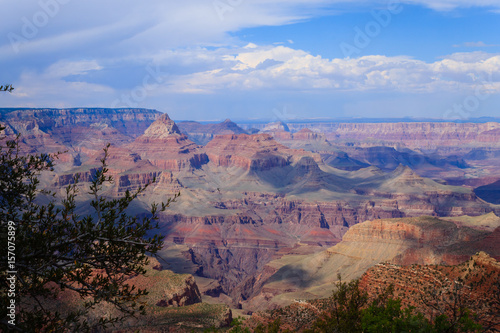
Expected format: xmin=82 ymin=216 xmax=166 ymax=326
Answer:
xmin=127 ymin=113 xmax=209 ymax=171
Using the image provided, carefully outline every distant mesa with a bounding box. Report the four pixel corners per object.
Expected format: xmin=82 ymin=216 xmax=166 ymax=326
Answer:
xmin=247 ymin=128 xmax=260 ymax=134
xmin=0 ymin=107 xmax=161 ymax=163
xmin=177 ymin=118 xmax=247 ymax=145
xmin=206 ymin=119 xmax=247 ymax=136
xmin=261 ymin=121 xmax=290 ymax=133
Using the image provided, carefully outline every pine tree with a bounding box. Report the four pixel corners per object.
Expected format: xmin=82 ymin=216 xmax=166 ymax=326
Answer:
xmin=0 ymin=129 xmax=178 ymax=331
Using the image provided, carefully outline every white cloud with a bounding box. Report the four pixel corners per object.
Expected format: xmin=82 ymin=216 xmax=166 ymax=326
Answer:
xmin=160 ymin=46 xmax=500 ymax=94
xmin=402 ymin=0 xmax=500 ymax=11
xmin=244 ymin=43 xmax=259 ymax=49
xmin=453 ymin=41 xmax=500 ymax=48
xmin=0 ymin=0 xmax=343 ymax=61
xmin=8 ymin=60 xmax=113 ymax=107
xmin=6 ymin=44 xmax=500 ymax=106
xmin=2 ymin=0 xmax=498 ymax=61
xmin=45 ymin=60 xmax=102 ymax=78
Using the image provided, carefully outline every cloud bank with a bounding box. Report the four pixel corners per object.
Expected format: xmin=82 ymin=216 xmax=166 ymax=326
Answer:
xmin=1 ymin=1 xmax=499 ymax=118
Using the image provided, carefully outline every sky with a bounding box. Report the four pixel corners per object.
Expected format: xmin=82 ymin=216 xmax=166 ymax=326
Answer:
xmin=0 ymin=0 xmax=499 ymax=121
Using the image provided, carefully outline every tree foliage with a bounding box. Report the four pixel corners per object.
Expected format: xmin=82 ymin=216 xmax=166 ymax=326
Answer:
xmin=308 ymin=275 xmax=368 ymax=333
xmin=0 ymin=130 xmax=178 ymax=332
xmin=255 ymin=318 xmax=287 ymax=333
xmin=305 ymin=275 xmax=484 ymax=333
xmin=419 ymin=277 xmax=484 ymax=333
xmin=1 ymin=84 xmax=14 ymax=93
xmin=361 ymin=297 xmax=431 ymax=333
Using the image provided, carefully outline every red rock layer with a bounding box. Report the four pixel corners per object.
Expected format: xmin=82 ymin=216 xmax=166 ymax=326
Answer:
xmin=326 ymin=122 xmax=500 ymax=148
xmin=359 ymin=252 xmax=500 ymax=331
xmin=204 ymin=134 xmax=320 ymax=171
xmin=127 ymin=113 xmax=208 ymax=171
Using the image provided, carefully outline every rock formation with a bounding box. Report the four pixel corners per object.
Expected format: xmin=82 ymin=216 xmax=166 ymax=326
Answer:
xmin=127 ymin=113 xmax=208 ymax=171
xmin=359 ymin=252 xmax=500 ymax=331
xmin=204 ymin=133 xmax=320 ymax=172
xmin=330 ymin=122 xmax=500 ymax=147
xmin=241 ymin=214 xmax=500 ymax=311
xmin=177 ymin=118 xmax=248 ymax=145
xmin=261 ymin=121 xmax=290 ymax=133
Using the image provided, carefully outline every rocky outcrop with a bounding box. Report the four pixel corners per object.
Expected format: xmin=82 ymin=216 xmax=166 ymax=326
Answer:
xmin=33 ymin=257 xmax=235 ymax=331
xmin=204 ymin=134 xmax=321 ymax=172
xmin=261 ymin=121 xmax=290 ymax=133
xmin=155 ymin=274 xmax=202 ymax=307
xmin=141 ymin=113 xmax=182 ymax=138
xmin=118 ymin=257 xmax=203 ymax=308
xmin=358 ymin=252 xmax=500 ymax=331
xmin=115 ymin=170 xmax=182 ymax=195
xmin=127 ymin=113 xmax=208 ymax=171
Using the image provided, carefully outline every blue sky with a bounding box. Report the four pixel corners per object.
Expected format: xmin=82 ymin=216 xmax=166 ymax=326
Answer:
xmin=0 ymin=0 xmax=499 ymax=121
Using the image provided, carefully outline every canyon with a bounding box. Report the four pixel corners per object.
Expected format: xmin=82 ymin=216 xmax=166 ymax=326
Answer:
xmin=36 ymin=257 xmax=232 ymax=331
xmin=245 ymin=251 xmax=500 ymax=332
xmin=240 ymin=213 xmax=500 ymax=311
xmin=2 ymin=107 xmax=500 ymax=316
